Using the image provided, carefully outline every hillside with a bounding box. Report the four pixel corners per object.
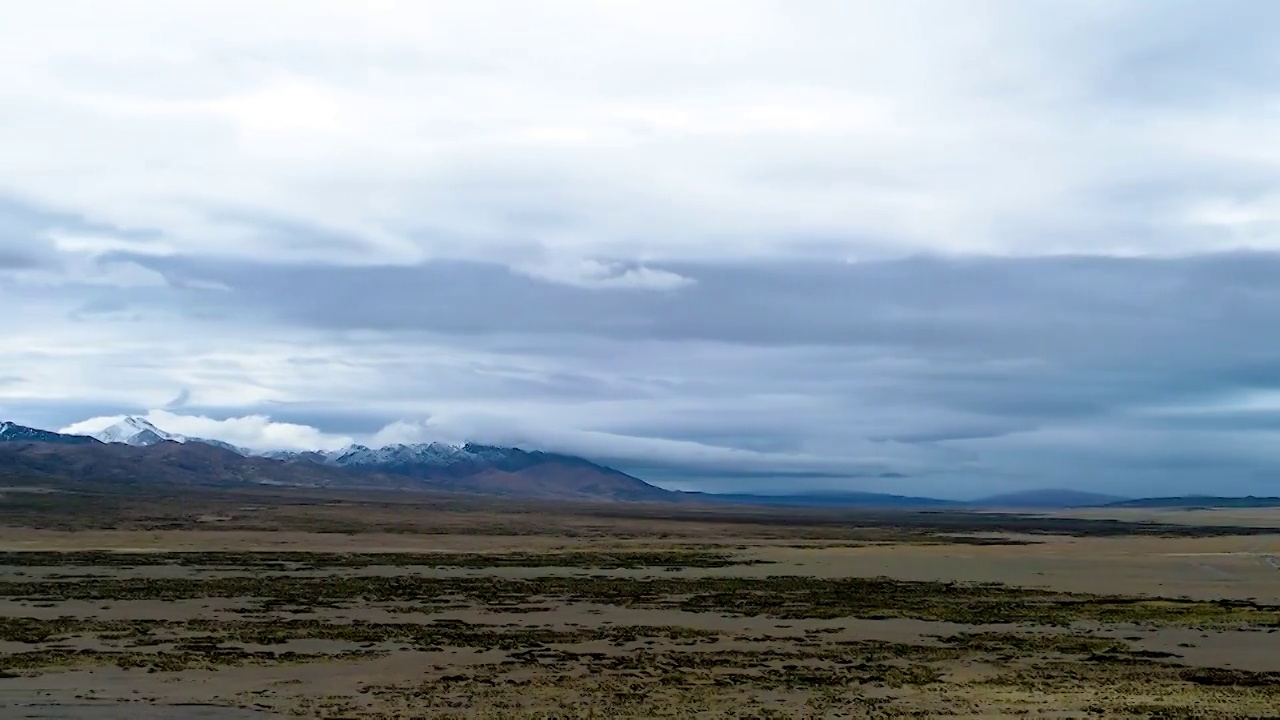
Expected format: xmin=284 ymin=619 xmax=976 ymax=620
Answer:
xmin=1104 ymin=496 xmax=1280 ymax=509
xmin=0 ymin=422 xmax=673 ymax=502
xmin=0 ymin=422 xmax=100 ymax=445
xmin=972 ymin=489 xmax=1127 ymax=508
xmin=688 ymin=491 xmax=962 ymax=508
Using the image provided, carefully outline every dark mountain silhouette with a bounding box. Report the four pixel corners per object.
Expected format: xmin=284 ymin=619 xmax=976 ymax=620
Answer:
xmin=686 ymin=491 xmax=962 ymax=508
xmin=0 ymin=422 xmax=100 ymax=445
xmin=1104 ymin=496 xmax=1280 ymax=509
xmin=0 ymin=423 xmax=672 ymax=502
xmin=971 ymin=489 xmax=1127 ymax=508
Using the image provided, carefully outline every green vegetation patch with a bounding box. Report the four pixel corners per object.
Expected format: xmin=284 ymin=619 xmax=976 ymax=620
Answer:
xmin=3 ymin=575 xmax=1278 ymax=626
xmin=0 ymin=550 xmax=765 ymax=570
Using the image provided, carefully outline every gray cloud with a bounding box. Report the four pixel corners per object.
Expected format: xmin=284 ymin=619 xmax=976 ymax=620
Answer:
xmin=0 ymin=251 xmax=42 ymax=270
xmin=3 ymin=251 xmax=1267 ymax=497
xmin=4 ymin=3 xmax=1280 ymax=498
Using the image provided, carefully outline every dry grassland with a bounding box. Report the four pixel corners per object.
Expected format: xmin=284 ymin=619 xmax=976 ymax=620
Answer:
xmin=1 ymin=485 xmax=1279 ymax=717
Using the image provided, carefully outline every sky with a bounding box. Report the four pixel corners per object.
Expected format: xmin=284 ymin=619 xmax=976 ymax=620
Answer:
xmin=3 ymin=1 xmax=1280 ymax=499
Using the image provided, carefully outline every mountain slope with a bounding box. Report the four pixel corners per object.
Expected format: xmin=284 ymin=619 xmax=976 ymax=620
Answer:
xmin=89 ymin=416 xmax=248 ymax=455
xmin=270 ymin=441 xmax=671 ymax=501
xmin=92 ymin=417 xmax=176 ymax=446
xmin=690 ymin=491 xmax=961 ymax=508
xmin=0 ymin=421 xmax=673 ymax=501
xmin=0 ymin=422 xmax=101 ymax=445
xmin=1104 ymin=496 xmax=1280 ymax=509
xmin=972 ymin=489 xmax=1126 ymax=508
xmin=0 ymin=440 xmax=418 ymax=490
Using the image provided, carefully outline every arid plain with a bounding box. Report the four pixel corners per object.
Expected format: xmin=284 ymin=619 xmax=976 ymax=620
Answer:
xmin=1 ymin=485 xmax=1279 ymax=718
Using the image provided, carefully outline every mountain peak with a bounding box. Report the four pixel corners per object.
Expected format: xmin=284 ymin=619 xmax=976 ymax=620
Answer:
xmin=86 ymin=416 xmax=248 ymax=455
xmin=121 ymin=416 xmax=160 ymax=432
xmin=1 ymin=419 xmax=668 ymax=501
xmin=93 ymin=416 xmax=184 ymax=446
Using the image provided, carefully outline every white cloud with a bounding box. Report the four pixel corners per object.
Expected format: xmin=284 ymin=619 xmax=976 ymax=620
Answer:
xmin=61 ymin=410 xmax=352 ymax=452
xmin=367 ymin=409 xmax=929 ymax=477
xmin=11 ymin=257 xmax=170 ymax=288
xmin=7 ymin=2 xmax=1280 ymax=498
xmin=516 ymin=259 xmax=694 ymax=290
xmin=49 ymin=232 xmax=175 ymax=258
xmin=2 ymin=1 xmax=1277 ymax=282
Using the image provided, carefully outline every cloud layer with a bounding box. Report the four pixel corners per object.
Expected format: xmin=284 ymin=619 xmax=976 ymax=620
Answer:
xmin=4 ymin=2 xmax=1280 ymax=498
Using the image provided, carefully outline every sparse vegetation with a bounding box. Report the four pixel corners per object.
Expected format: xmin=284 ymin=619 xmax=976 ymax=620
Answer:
xmin=2 ymin=485 xmax=1279 ymax=716
xmin=0 ymin=549 xmax=767 ymax=570
xmin=3 ymin=573 xmax=1277 ymax=627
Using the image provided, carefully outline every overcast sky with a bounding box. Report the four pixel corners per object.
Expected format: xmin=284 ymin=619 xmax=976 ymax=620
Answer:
xmin=4 ymin=1 xmax=1280 ymax=498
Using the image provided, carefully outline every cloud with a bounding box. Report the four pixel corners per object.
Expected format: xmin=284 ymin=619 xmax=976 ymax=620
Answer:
xmin=516 ymin=259 xmax=694 ymax=291
xmin=6 ymin=2 xmax=1280 ymax=498
xmin=0 ymin=250 xmax=43 ymax=270
xmin=368 ymin=413 xmax=906 ymax=477
xmin=9 ymin=249 xmax=1280 ymax=497
xmin=164 ymin=388 xmax=192 ymax=409
xmin=3 ymin=2 xmax=1280 ymax=279
xmin=60 ymin=410 xmax=353 ymax=452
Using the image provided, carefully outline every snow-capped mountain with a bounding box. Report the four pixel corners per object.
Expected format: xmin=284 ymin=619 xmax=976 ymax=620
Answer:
xmin=260 ymin=439 xmax=667 ymax=499
xmin=262 ymin=441 xmax=546 ymax=470
xmin=92 ymin=417 xmax=179 ymax=446
xmin=90 ymin=417 xmax=248 ymax=455
xmin=0 ymin=418 xmax=671 ymax=501
xmin=325 ymin=441 xmax=481 ymax=467
xmin=259 ymin=449 xmax=328 ymax=462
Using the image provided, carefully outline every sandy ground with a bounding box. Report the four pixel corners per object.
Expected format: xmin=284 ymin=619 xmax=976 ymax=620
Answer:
xmin=1 ymin=503 xmax=1279 ymax=717
xmin=4 ymin=527 xmax=1279 ymax=601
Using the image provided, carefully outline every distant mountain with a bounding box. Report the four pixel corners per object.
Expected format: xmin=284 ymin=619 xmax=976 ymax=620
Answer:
xmin=972 ymin=489 xmax=1127 ymax=508
xmin=0 ymin=420 xmax=672 ymax=502
xmin=89 ymin=417 xmax=249 ymax=455
xmin=273 ymin=441 xmax=670 ymax=502
xmin=0 ymin=422 xmax=100 ymax=445
xmin=0 ymin=439 xmax=383 ymax=489
xmin=703 ymin=488 xmax=1133 ymax=510
xmin=92 ymin=416 xmax=175 ymax=446
xmin=1104 ymin=496 xmax=1280 ymax=509
xmin=259 ymin=449 xmax=329 ymax=463
xmin=692 ymin=490 xmax=961 ymax=508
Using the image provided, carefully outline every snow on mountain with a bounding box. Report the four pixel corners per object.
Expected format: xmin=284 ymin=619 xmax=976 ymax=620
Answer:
xmin=323 ymin=441 xmax=479 ymax=467
xmin=66 ymin=417 xmax=578 ymax=469
xmin=90 ymin=416 xmax=248 ymax=455
xmin=256 ymin=441 xmax=512 ymax=468
xmin=62 ymin=418 xmax=524 ymax=466
xmin=259 ymin=449 xmax=330 ymax=463
xmin=2 ymin=418 xmax=667 ymax=500
xmin=91 ymin=417 xmax=181 ymax=446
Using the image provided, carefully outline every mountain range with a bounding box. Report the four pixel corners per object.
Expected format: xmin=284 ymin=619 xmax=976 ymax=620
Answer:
xmin=1 ymin=418 xmax=1271 ymax=509
xmin=0 ymin=418 xmax=670 ymax=502
xmin=0 ymin=421 xmax=99 ymax=445
xmin=87 ymin=417 xmax=252 ymax=455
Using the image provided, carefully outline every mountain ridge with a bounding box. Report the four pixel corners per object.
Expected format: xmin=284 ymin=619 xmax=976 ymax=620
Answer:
xmin=6 ymin=418 xmax=1274 ymax=509
xmin=970 ymin=489 xmax=1128 ymax=508
xmin=0 ymin=422 xmax=101 ymax=446
xmin=0 ymin=418 xmax=671 ymax=502
xmin=87 ymin=417 xmax=250 ymax=455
